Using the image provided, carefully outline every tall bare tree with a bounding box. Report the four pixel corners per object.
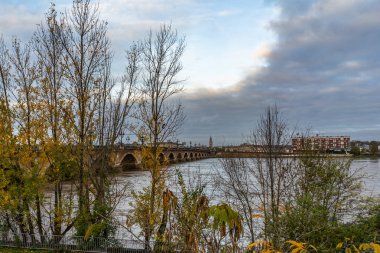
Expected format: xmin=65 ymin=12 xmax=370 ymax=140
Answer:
xmin=58 ymin=0 xmax=111 ymax=234
xmin=127 ymin=24 xmax=186 ymax=248
xmin=85 ymin=43 xmax=137 ymax=238
xmin=0 ymin=36 xmax=12 ymax=129
xmin=249 ymin=105 xmax=295 ymax=247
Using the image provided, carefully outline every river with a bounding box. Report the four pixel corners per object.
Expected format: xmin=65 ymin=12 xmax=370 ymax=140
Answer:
xmin=351 ymin=157 xmax=380 ymax=195
xmin=111 ymin=157 xmax=380 ymax=238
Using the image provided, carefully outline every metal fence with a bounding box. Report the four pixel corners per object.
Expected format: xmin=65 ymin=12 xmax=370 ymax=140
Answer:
xmin=0 ymin=232 xmax=155 ymax=252
xmin=0 ymin=232 xmax=251 ymax=252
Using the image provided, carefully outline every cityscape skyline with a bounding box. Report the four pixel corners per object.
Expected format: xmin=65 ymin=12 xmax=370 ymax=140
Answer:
xmin=1 ymin=0 xmax=379 ymax=145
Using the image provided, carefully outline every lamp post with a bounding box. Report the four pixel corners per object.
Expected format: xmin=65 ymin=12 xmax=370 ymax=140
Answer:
xmin=120 ymin=131 xmax=125 ymax=146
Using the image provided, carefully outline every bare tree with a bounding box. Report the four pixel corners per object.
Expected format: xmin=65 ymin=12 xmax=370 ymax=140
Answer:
xmin=0 ymin=36 xmax=12 ymax=128
xmin=127 ymin=24 xmax=186 ymax=248
xmin=85 ymin=42 xmax=137 ymax=238
xmin=34 ymin=3 xmax=65 ymax=144
xmin=58 ymin=0 xmax=111 ymax=234
xmin=249 ymin=105 xmax=295 ymax=247
xmin=136 ymin=24 xmax=186 ymax=145
xmin=216 ymin=158 xmax=258 ymax=243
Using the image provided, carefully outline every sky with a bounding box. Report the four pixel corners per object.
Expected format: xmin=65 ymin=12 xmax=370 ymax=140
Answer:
xmin=1 ymin=0 xmax=380 ymax=145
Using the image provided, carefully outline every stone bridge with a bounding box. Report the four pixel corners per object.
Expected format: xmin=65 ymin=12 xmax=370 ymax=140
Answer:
xmin=110 ymin=145 xmax=213 ymax=170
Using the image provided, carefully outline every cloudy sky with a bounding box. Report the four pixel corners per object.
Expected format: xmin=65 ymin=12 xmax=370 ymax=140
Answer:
xmin=1 ymin=0 xmax=380 ymax=145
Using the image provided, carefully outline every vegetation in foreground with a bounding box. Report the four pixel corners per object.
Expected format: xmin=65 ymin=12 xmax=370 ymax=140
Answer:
xmin=0 ymin=0 xmax=379 ymax=252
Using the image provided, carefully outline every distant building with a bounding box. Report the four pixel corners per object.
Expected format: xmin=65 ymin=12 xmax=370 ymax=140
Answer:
xmin=292 ymin=135 xmax=350 ymax=152
xmin=209 ymin=136 xmax=213 ymax=148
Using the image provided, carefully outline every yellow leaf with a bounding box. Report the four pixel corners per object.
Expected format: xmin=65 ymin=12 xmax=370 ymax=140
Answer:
xmin=336 ymin=242 xmax=343 ymax=250
xmin=287 ymin=240 xmax=305 ymax=249
xmin=371 ymin=243 xmax=380 ymax=253
xmin=246 ymin=240 xmax=268 ymax=249
xmin=291 ymin=248 xmax=302 ymax=253
xmin=359 ymin=244 xmax=368 ymax=251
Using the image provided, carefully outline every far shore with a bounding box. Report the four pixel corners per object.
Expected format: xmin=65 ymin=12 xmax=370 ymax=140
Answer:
xmin=214 ymin=152 xmax=380 ymax=159
xmin=214 ymin=152 xmax=352 ymax=158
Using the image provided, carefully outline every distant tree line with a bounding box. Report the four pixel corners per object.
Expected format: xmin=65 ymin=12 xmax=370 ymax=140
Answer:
xmin=351 ymin=141 xmax=379 ymax=156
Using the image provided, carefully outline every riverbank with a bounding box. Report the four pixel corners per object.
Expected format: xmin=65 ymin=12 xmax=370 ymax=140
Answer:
xmin=352 ymin=154 xmax=380 ymax=159
xmin=215 ymin=152 xmax=353 ymax=158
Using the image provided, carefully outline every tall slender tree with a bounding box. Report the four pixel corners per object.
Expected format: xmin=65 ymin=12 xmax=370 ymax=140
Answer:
xmin=33 ymin=3 xmax=77 ymax=237
xmin=85 ymin=42 xmax=137 ymax=238
xmin=8 ymin=38 xmax=48 ymax=239
xmin=0 ymin=36 xmax=12 ymax=129
xmin=249 ymin=105 xmax=295 ymax=247
xmin=127 ymin=24 xmax=186 ymax=248
xmin=58 ymin=0 xmax=111 ymax=235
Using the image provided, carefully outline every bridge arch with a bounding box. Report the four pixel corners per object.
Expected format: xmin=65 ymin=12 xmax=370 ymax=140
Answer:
xmin=184 ymin=153 xmax=188 ymax=161
xmin=190 ymin=153 xmax=194 ymax=160
xmin=168 ymin=153 xmax=175 ymax=163
xmin=159 ymin=153 xmax=165 ymax=164
xmin=121 ymin=153 xmax=137 ymax=170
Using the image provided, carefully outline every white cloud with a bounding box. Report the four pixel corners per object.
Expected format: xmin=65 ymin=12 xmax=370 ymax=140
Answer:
xmin=0 ymin=4 xmax=41 ymax=40
xmin=179 ymin=0 xmax=380 ymax=142
xmin=216 ymin=9 xmax=241 ymax=17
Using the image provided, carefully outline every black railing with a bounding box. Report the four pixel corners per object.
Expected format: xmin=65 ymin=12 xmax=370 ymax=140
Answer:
xmin=0 ymin=232 xmax=248 ymax=252
xmin=0 ymin=232 xmax=151 ymax=253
